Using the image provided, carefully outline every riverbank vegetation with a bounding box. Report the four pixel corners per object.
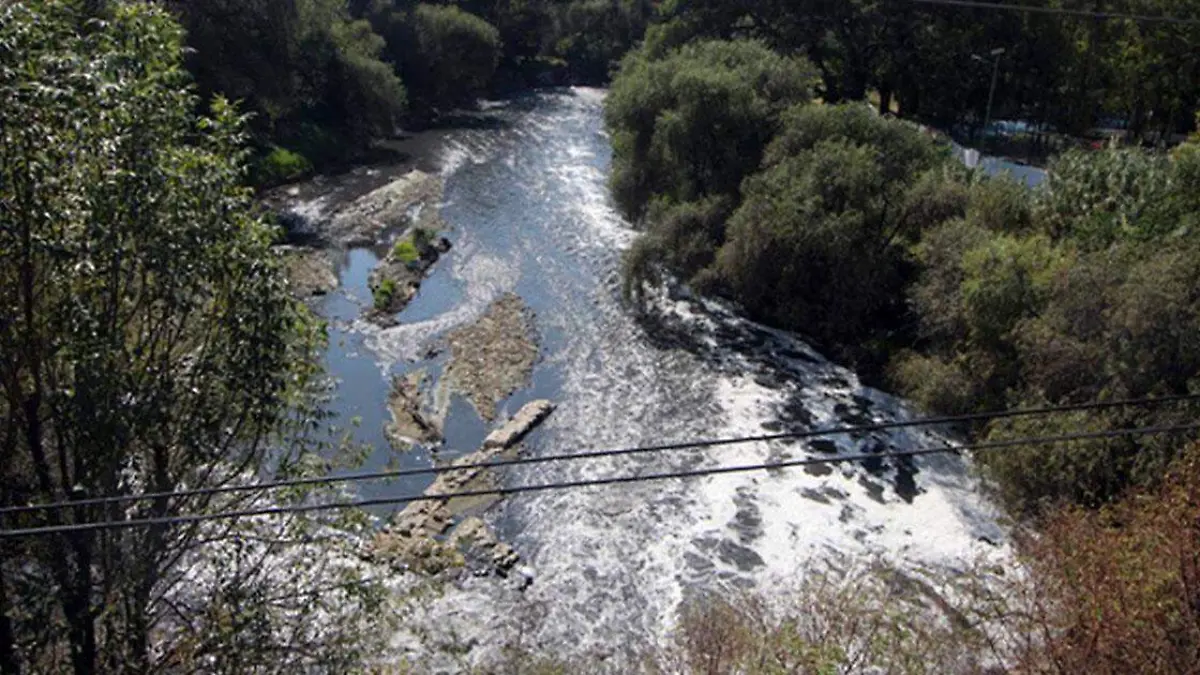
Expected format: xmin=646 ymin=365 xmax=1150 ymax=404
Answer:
xmin=610 ymin=16 xmax=1200 ymax=669
xmin=648 ymin=0 xmax=1200 ymax=145
xmin=160 ymin=0 xmax=653 ymax=185
xmin=611 ymin=32 xmax=1200 ymax=513
xmin=0 ymin=3 xmax=392 ymax=671
xmin=7 ymin=0 xmax=1200 ymax=669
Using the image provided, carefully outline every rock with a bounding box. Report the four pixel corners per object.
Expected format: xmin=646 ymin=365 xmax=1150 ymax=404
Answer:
xmin=512 ymin=566 xmax=535 ymax=591
xmin=386 ymin=370 xmax=442 ymax=446
xmin=444 ymin=294 xmax=539 ymax=421
xmin=367 ymin=230 xmax=451 ymax=322
xmin=483 ymin=399 xmax=555 ymax=449
xmin=328 ymin=170 xmax=443 ymax=246
xmin=370 ymin=401 xmax=555 ymax=577
xmin=277 ymin=246 xmax=337 ymax=298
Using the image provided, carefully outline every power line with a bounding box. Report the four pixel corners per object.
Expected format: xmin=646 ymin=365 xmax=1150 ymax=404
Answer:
xmin=2 ymin=421 xmax=1196 ymax=539
xmin=3 ymin=393 xmax=1197 ymax=516
xmin=904 ymin=0 xmax=1200 ymax=25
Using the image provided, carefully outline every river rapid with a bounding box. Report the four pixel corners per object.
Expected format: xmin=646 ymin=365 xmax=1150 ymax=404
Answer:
xmin=283 ymin=89 xmax=1009 ymax=668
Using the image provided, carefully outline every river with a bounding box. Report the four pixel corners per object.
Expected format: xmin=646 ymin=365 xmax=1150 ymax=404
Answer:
xmin=284 ymin=89 xmax=1008 ymax=667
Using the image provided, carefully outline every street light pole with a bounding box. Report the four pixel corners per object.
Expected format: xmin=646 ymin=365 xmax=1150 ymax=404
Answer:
xmin=982 ymin=47 xmax=1005 ymax=141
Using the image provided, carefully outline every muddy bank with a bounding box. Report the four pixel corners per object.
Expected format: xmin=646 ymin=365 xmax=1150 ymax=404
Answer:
xmin=444 ymin=293 xmax=539 ymax=421
xmin=371 ymin=400 xmax=555 ymax=576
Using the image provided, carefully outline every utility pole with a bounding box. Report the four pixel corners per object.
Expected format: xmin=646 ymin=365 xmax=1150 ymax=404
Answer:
xmin=973 ymin=47 xmax=1006 ymax=143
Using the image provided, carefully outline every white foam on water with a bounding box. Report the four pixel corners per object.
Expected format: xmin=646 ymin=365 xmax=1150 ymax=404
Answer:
xmin=696 ymin=377 xmax=1009 ymax=577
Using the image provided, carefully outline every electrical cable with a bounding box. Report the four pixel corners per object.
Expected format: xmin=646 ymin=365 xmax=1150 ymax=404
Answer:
xmin=904 ymin=0 xmax=1200 ymax=25
xmin=3 ymin=392 xmax=1196 ymax=516
xmin=2 ymin=421 xmax=1196 ymax=539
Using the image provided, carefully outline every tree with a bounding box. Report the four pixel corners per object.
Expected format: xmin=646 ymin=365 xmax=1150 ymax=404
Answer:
xmin=714 ymin=104 xmax=949 ymax=351
xmin=168 ymin=0 xmax=406 ymax=168
xmin=605 ymin=38 xmax=818 ymax=221
xmin=0 ymin=3 xmax=384 ymax=671
xmin=387 ymin=3 xmax=501 ymax=112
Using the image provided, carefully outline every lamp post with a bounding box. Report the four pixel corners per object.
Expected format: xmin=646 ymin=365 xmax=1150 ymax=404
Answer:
xmin=971 ymin=47 xmax=1006 ymax=143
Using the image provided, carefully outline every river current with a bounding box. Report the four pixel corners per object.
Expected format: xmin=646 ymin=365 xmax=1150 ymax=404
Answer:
xmin=286 ymin=89 xmax=1010 ymax=666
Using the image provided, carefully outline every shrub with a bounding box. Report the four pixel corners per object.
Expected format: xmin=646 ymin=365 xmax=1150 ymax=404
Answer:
xmin=650 ymin=565 xmax=993 ymax=674
xmin=1035 ymin=145 xmax=1176 ymax=247
xmin=712 ymin=108 xmax=949 ymax=349
xmin=392 ymin=237 xmax=420 ymax=264
xmin=410 ymin=226 xmax=435 ymax=250
xmin=373 ymin=277 xmax=398 ymax=311
xmin=1006 ymin=446 xmax=1200 ymax=672
xmin=391 ymin=4 xmax=501 ymax=111
xmin=254 ymin=146 xmax=313 ymax=186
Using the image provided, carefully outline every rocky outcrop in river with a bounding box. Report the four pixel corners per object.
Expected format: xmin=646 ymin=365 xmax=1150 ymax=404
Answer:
xmin=444 ymin=294 xmax=539 ymax=421
xmin=371 ymin=399 xmax=555 ymax=576
xmin=277 ymin=245 xmax=337 ymax=298
xmin=329 ymin=170 xmax=443 ymax=247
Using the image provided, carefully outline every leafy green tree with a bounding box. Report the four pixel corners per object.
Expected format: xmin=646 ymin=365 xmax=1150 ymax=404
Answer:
xmin=545 ymin=0 xmax=651 ymax=84
xmin=0 ymin=3 xmax=383 ymax=671
xmin=169 ymin=0 xmax=406 ymax=171
xmin=892 ymin=133 xmax=1200 ymax=514
xmin=1035 ymin=145 xmax=1182 ymax=247
xmin=605 ymin=39 xmax=818 ymax=221
xmin=715 ymin=105 xmax=949 ymax=351
xmin=386 ymin=3 xmax=501 ymax=112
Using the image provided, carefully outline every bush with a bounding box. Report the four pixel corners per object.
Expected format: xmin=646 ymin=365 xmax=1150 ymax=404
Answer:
xmin=373 ymin=277 xmax=398 ymax=311
xmin=1035 ymin=145 xmax=1177 ymax=247
xmin=392 ymin=237 xmax=420 ymax=264
xmin=410 ymin=226 xmax=435 ymax=250
xmin=391 ymin=4 xmax=501 ymax=111
xmin=894 ymin=144 xmax=1200 ymax=514
xmin=253 ymin=146 xmax=313 ymax=186
xmin=1007 ymin=446 xmax=1200 ymax=672
xmin=650 ymin=565 xmax=993 ymax=674
xmin=711 ymin=107 xmax=949 ymax=349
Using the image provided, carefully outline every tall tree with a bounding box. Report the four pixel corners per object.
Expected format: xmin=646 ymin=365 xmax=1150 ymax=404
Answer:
xmin=0 ymin=3 xmax=383 ymax=671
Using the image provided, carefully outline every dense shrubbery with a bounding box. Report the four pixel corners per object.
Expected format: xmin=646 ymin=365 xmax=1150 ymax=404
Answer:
xmin=716 ymin=105 xmax=949 ymax=352
xmin=253 ymin=146 xmax=315 ymax=186
xmin=606 ymin=39 xmax=818 ymax=221
xmin=170 ymin=0 xmax=407 ymax=165
xmin=891 ymin=143 xmax=1200 ymax=513
xmin=610 ymin=43 xmax=951 ymax=359
xmin=162 ymin=0 xmax=651 ymax=183
xmin=649 ymin=0 xmax=1200 ymax=141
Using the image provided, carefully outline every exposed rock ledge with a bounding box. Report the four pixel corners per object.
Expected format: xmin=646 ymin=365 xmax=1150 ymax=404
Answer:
xmin=277 ymin=245 xmax=337 ymax=298
xmin=370 ymin=400 xmax=555 ymax=577
xmin=367 ymin=234 xmax=452 ymax=325
xmin=329 ymin=170 xmax=443 ymax=247
xmin=386 ymin=370 xmax=442 ymax=447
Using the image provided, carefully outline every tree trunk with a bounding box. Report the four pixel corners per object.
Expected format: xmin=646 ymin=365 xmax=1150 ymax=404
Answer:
xmin=878 ymin=85 xmax=893 ymax=116
xmin=65 ymin=535 xmax=96 ymax=675
xmin=0 ymin=570 xmax=20 ymax=675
